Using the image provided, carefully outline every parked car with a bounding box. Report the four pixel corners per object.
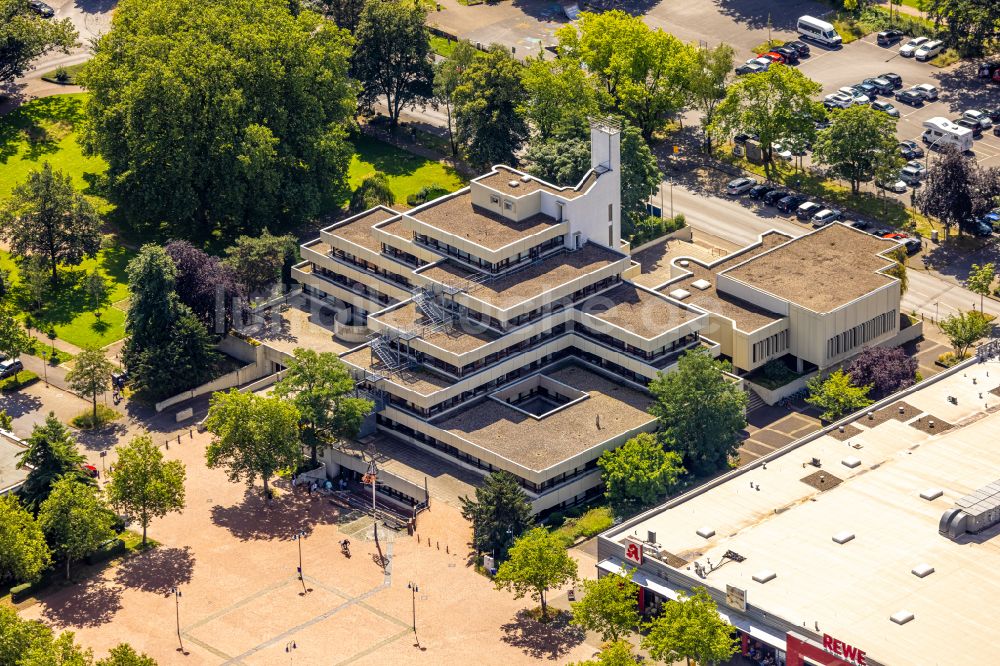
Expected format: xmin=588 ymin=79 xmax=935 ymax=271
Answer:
xmin=28 ymin=0 xmax=54 ymax=17
xmin=824 ymin=93 xmax=854 ymax=109
xmin=877 ymin=178 xmax=908 ymax=193
xmin=904 ymin=238 xmax=922 ymax=254
xmin=995 ymin=125 xmax=1000 ymax=137
xmin=785 ymin=40 xmax=811 ymax=57
xmin=864 ymin=77 xmax=895 ymax=95
xmin=736 ymin=60 xmax=768 ymax=75
xmin=880 ymin=72 xmax=904 ymax=89
xmin=777 ymin=194 xmax=808 ymax=213
xmin=877 ymin=29 xmax=905 ymax=46
xmin=895 ymin=89 xmax=924 ymax=106
xmin=760 ymin=51 xmax=787 ymax=64
xmin=839 ymin=86 xmax=870 ymax=105
xmin=900 ymin=162 xmax=926 ymax=185
xmin=851 ymin=219 xmax=872 ymax=231
xmin=954 ymin=117 xmax=983 ymax=138
xmin=969 ymin=220 xmax=994 ymax=237
xmin=911 ymin=83 xmax=939 ymax=100
xmin=982 ymin=207 xmax=1000 ymax=230
xmin=771 ymin=144 xmax=793 ymax=161
xmin=0 ymin=358 xmax=23 ymax=379
xmin=983 ymin=108 xmax=1000 ymax=122
xmin=748 ymin=184 xmax=775 ymax=200
xmin=854 ymin=82 xmax=880 ymax=99
xmin=963 ymin=109 xmax=993 ymax=129
xmin=898 ymin=140 xmax=924 ymax=160
xmin=882 ymin=232 xmax=909 ymax=240
xmin=763 ymin=189 xmax=790 ymax=206
xmin=774 ymin=46 xmax=800 ymax=65
xmin=81 ymin=464 xmax=99 ymax=479
xmin=899 ymin=36 xmax=929 ymax=57
xmin=871 ymin=100 xmax=900 ymax=117
xmin=796 ymin=201 xmax=823 ymax=220
xmin=811 ymin=209 xmax=842 ymax=227
xmin=915 ymin=40 xmax=944 ymax=62
xmin=726 ymin=177 xmax=757 ymax=195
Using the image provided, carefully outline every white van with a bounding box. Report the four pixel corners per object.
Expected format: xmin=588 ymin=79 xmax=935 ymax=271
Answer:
xmin=921 ymin=117 xmax=973 ymax=152
xmin=797 ymin=16 xmax=842 ymax=47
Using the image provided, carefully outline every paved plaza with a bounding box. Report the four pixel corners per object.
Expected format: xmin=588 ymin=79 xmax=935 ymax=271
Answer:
xmin=17 ymin=429 xmax=600 ymax=665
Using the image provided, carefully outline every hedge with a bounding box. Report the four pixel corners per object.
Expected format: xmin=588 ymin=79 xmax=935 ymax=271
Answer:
xmin=10 ymin=581 xmax=42 ymax=603
xmin=84 ymin=539 xmax=126 ymax=565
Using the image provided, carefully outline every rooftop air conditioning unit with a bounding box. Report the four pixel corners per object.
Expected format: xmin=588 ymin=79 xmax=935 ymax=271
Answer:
xmin=508 ymin=180 xmax=520 ymax=188
xmin=520 ymin=174 xmax=531 ymax=183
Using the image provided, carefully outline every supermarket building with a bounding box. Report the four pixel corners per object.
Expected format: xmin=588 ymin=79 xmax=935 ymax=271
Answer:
xmin=597 ymin=356 xmax=1000 ymax=665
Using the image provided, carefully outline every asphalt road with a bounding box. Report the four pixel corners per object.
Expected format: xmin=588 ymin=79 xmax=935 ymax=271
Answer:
xmin=659 ymin=181 xmax=1000 ymax=321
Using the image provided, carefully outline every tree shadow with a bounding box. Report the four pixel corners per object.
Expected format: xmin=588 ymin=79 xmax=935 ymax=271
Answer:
xmin=75 ymin=420 xmax=128 ymax=451
xmin=114 ymin=546 xmax=195 ymax=595
xmin=210 ymin=487 xmax=346 ymax=542
xmin=499 ymin=608 xmax=585 ymax=661
xmin=39 ymin=578 xmax=123 ymax=629
xmin=711 ymin=0 xmax=826 ymax=31
xmin=0 ymin=390 xmax=44 ymax=418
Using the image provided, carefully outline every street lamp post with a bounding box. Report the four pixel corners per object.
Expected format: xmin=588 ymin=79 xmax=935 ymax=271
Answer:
xmin=407 ymin=582 xmax=418 ymax=634
xmin=172 ymin=587 xmax=184 ymax=653
xmin=40 ymin=350 xmax=47 ymax=386
xmin=293 ymin=531 xmax=306 ymax=593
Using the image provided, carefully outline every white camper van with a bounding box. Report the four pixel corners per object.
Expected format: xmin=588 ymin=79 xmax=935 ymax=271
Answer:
xmin=922 ymin=117 xmax=974 ymax=152
xmin=797 ymin=16 xmax=842 ymax=47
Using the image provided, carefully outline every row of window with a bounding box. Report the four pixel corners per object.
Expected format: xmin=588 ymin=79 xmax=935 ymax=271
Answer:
xmin=315 ymin=267 xmax=394 ymax=307
xmin=412 ymin=234 xmax=565 ymax=275
xmin=330 ymin=248 xmax=412 ymax=289
xmin=752 ymin=330 xmax=790 ymax=364
xmin=826 ymin=310 xmax=896 ymax=360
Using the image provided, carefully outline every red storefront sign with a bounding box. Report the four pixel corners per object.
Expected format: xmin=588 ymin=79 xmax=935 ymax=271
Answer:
xmin=625 ymin=542 xmax=643 ymax=565
xmin=786 ymin=632 xmax=867 ymax=666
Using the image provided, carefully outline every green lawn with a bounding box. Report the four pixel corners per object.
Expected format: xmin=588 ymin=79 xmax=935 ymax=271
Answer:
xmin=348 ymin=134 xmax=464 ymax=206
xmin=40 ymin=62 xmax=88 ymax=86
xmin=3 ymin=245 xmax=133 ymax=349
xmin=430 ymin=34 xmax=457 ymax=58
xmin=0 ymin=94 xmax=109 ymax=212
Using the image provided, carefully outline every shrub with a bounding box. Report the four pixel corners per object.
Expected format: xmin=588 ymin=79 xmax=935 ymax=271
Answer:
xmin=936 ymin=352 xmax=967 ymax=367
xmin=546 ymin=511 xmax=565 ymax=527
xmin=54 ymin=67 xmax=69 ymax=82
xmin=747 ymin=359 xmax=801 ymax=390
xmin=630 ymin=214 xmax=686 ymax=248
xmin=573 ymin=507 xmax=614 ymax=538
xmin=751 ymin=39 xmax=784 ymax=54
xmin=84 ymin=539 xmax=126 ymax=565
xmin=0 ymin=371 xmax=39 ymax=391
xmin=70 ymin=405 xmax=121 ymax=429
xmin=10 ymin=581 xmax=43 ymax=603
xmin=930 ymin=48 xmax=960 ymax=68
xmin=406 ymin=185 xmax=450 ymax=207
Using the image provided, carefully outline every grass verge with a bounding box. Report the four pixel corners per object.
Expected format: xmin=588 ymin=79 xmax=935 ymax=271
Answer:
xmin=930 ymin=48 xmax=960 ymax=68
xmin=551 ymin=506 xmax=614 ymax=547
xmin=0 ymin=370 xmax=39 ymax=391
xmin=40 ymin=62 xmax=87 ymax=85
xmin=430 ymin=34 xmax=457 ymax=58
xmin=70 ymin=404 xmax=121 ymax=429
xmin=751 ymin=39 xmax=785 ymax=54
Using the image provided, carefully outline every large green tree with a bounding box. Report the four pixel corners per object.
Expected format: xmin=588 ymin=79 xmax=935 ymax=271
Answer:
xmin=520 ymin=55 xmax=600 ymax=141
xmin=621 ymin=124 xmax=663 ymax=238
xmin=555 ymin=11 xmax=695 ymax=139
xmin=311 ymin=0 xmax=365 ymax=33
xmin=570 ymin=569 xmax=640 ymax=642
xmin=0 ymin=606 xmax=102 ymax=666
xmin=0 ymin=495 xmax=51 ymax=584
xmin=806 ymin=369 xmax=873 ymax=422
xmin=525 ymin=136 xmax=592 ymax=187
xmin=273 ymin=348 xmax=373 ymax=465
xmin=0 ymin=0 xmax=77 ymax=85
xmin=223 ymin=229 xmax=298 ymax=296
xmin=453 ymin=45 xmax=529 ymax=168
xmin=65 ymin=347 xmax=115 ymax=423
xmin=205 ymin=390 xmax=301 ymax=500
xmin=688 ymin=43 xmax=735 ymax=153
xmin=967 ymin=263 xmax=996 ymax=312
xmin=924 ymin=0 xmax=1000 ymax=56
xmin=353 ymin=0 xmax=433 ymax=126
xmin=641 ymin=587 xmax=739 ymax=666
xmin=0 ymin=300 xmax=31 ymax=362
xmin=80 ymin=0 xmax=356 ymax=239
xmin=96 ymin=644 xmax=159 ymax=666
xmin=433 ymin=39 xmax=477 ymax=156
xmin=939 ymin=310 xmax=992 ymax=359
xmin=648 ymin=348 xmax=747 ymax=475
xmin=459 ymin=470 xmax=534 ymax=559
xmin=106 ymin=435 xmax=186 ymax=546
xmin=16 ymin=413 xmax=93 ymax=512
xmin=813 ymin=105 xmax=902 ymax=195
xmin=916 ymin=146 xmax=977 ymax=237
xmin=711 ymin=64 xmax=822 ymax=173
xmin=494 ymin=527 xmax=578 ymax=619
xmin=122 ymin=245 xmax=217 ymax=401
xmin=349 ymin=173 xmax=395 ymax=214
xmin=569 ymin=641 xmax=640 ymax=666
xmin=38 ymin=478 xmax=116 ymax=580
xmin=598 ymin=432 xmax=685 ymax=518
xmin=0 ymin=163 xmax=102 ymax=286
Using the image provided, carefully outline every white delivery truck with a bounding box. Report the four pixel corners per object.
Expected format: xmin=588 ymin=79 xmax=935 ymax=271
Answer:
xmin=797 ymin=16 xmax=842 ymax=47
xmin=921 ymin=117 xmax=974 ymax=152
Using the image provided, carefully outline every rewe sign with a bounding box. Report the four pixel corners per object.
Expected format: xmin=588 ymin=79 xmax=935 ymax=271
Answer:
xmin=823 ymin=634 xmax=867 ymax=665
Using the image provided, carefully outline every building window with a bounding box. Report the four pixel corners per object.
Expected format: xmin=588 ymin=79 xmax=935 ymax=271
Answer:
xmin=826 ymin=310 xmax=897 ymax=360
xmin=504 ymin=200 xmax=513 ymax=211
xmin=608 ymin=203 xmax=613 ymax=221
xmin=490 ymin=195 xmax=499 ymax=205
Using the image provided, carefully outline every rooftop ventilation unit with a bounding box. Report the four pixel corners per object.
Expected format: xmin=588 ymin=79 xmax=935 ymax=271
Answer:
xmin=911 ymin=563 xmax=934 ymax=578
xmin=940 ymin=478 xmax=1000 ymax=538
xmin=832 ymin=531 xmax=855 ymax=544
xmin=678 ymin=260 xmax=690 ymax=268
xmin=519 ymin=174 xmax=531 ymax=183
xmin=890 ymin=610 xmax=915 ymax=625
xmin=696 ymin=526 xmax=715 ymax=539
xmin=669 ymin=289 xmax=691 ymax=300
xmin=842 ymin=456 xmax=862 ymax=469
xmin=691 ymin=279 xmax=711 ymax=291
xmin=508 ymin=180 xmax=520 ymax=188
xmin=920 ymin=488 xmax=943 ymax=501
xmin=752 ymin=570 xmax=776 ymax=584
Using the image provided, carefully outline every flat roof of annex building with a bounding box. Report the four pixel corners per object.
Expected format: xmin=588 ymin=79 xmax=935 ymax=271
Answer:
xmin=607 ymin=359 xmax=1000 ymax=666
xmin=324 ymin=206 xmax=399 ymax=253
xmin=435 ymin=362 xmax=655 ymax=472
xmin=579 ymin=283 xmax=700 ymax=340
xmin=721 ymin=223 xmax=900 ymax=313
xmin=476 ymin=166 xmax=597 ymax=200
xmin=409 ymin=191 xmax=558 ymax=251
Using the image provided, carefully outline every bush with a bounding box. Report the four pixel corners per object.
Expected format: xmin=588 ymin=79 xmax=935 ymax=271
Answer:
xmin=553 ymin=506 xmax=614 ymax=545
xmin=936 ymin=351 xmax=968 ymax=367
xmin=0 ymin=370 xmax=39 ymax=391
xmin=70 ymin=405 xmax=121 ymax=429
xmin=10 ymin=581 xmax=43 ymax=603
xmin=751 ymin=39 xmax=784 ymax=54
xmin=546 ymin=511 xmax=565 ymax=527
xmin=630 ymin=214 xmax=686 ymax=248
xmin=406 ymin=185 xmax=450 ymax=207
xmin=857 ymin=7 xmax=941 ymax=40
xmin=746 ymin=359 xmax=802 ymax=390
xmin=930 ymin=48 xmax=960 ymax=68
xmin=84 ymin=538 xmax=126 ymax=565
xmin=54 ymin=67 xmax=69 ymax=82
